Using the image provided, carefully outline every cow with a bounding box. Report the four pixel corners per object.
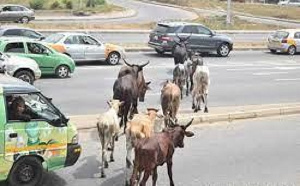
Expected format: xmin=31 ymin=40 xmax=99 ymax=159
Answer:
xmin=173 ymin=33 xmax=191 ymax=65
xmin=173 ymin=60 xmax=192 ymax=99
xmin=160 ymin=80 xmax=181 ymax=127
xmin=125 ymin=108 xmax=163 ymax=186
xmin=113 ymin=60 xmax=151 ymax=132
xmin=96 ymin=99 xmax=124 ymax=178
xmin=191 ymin=54 xmax=210 ymax=113
xmin=130 ymin=118 xmax=195 ymax=186
xmin=189 ymin=52 xmax=204 ymax=92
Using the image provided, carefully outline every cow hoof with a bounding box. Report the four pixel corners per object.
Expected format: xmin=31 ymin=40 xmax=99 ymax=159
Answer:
xmin=104 ymin=161 xmax=109 ymax=168
xmin=115 ymin=136 xmax=119 ymax=141
xmin=194 ymin=109 xmax=198 ymax=113
xmin=192 ymin=105 xmax=195 ymax=109
xmin=107 ymin=147 xmax=112 ymax=151
xmin=101 ymin=173 xmax=106 ymax=178
xmin=204 ymin=108 xmax=208 ymax=113
xmin=110 ymin=158 xmax=115 ymax=162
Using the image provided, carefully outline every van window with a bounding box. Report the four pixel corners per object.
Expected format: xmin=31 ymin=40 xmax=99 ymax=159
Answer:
xmin=154 ymin=25 xmax=179 ymax=33
xmin=294 ymin=32 xmax=300 ymax=39
xmin=6 ymin=93 xmax=62 ymax=126
xmin=3 ymin=29 xmax=22 ymax=36
xmin=4 ymin=42 xmax=25 ymax=53
xmin=274 ymin=31 xmax=289 ymax=39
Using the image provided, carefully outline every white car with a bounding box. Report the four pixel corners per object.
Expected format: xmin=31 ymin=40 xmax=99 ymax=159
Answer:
xmin=278 ymin=0 xmax=300 ymax=6
xmin=44 ymin=32 xmax=126 ymax=65
xmin=0 ymin=51 xmax=41 ymax=84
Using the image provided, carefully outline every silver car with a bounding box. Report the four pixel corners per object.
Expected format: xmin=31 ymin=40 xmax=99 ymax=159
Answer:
xmin=44 ymin=32 xmax=126 ymax=65
xmin=0 ymin=51 xmax=41 ymax=84
xmin=0 ymin=4 xmax=35 ymax=24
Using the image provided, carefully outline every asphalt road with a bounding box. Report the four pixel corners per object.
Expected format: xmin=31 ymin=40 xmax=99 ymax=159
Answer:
xmin=33 ymin=51 xmax=300 ymax=116
xmin=33 ymin=0 xmax=196 ymax=24
xmin=1 ymin=115 xmax=297 ymax=186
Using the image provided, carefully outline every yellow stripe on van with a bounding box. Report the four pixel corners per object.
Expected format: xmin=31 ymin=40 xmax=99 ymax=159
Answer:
xmin=287 ymin=39 xmax=296 ymax=45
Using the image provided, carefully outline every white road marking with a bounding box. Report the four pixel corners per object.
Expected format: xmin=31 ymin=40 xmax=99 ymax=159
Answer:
xmin=275 ymin=78 xmax=300 ymax=81
xmin=253 ymin=72 xmax=289 ymax=76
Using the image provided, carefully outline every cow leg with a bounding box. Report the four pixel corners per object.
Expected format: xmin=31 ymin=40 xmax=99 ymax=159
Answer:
xmin=140 ymin=170 xmax=151 ymax=186
xmin=186 ymin=78 xmax=189 ymax=96
xmin=130 ymin=163 xmax=139 ymax=186
xmin=152 ymin=167 xmax=158 ymax=186
xmin=204 ymin=93 xmax=208 ymax=113
xmin=190 ymin=75 xmax=194 ymax=92
xmin=110 ymin=135 xmax=116 ymax=162
xmin=125 ymin=135 xmax=134 ymax=185
xmin=167 ymin=161 xmax=175 ymax=186
xmin=101 ymin=137 xmax=109 ymax=178
xmin=192 ymin=92 xmax=196 ymax=110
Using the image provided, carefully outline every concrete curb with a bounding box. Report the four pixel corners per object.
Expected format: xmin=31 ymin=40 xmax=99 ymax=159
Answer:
xmin=71 ymin=103 xmax=300 ymax=130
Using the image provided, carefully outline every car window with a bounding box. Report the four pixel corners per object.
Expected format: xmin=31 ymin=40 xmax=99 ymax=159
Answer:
xmin=21 ymin=30 xmax=42 ymax=39
xmin=2 ymin=6 xmax=12 ymax=11
xmin=64 ymin=35 xmax=80 ymax=44
xmin=6 ymin=93 xmax=61 ymax=125
xmin=10 ymin=6 xmax=23 ymax=11
xmin=182 ymin=26 xmax=199 ymax=34
xmin=44 ymin=34 xmax=64 ymax=43
xmin=294 ymin=32 xmax=300 ymax=39
xmin=27 ymin=42 xmax=51 ymax=55
xmin=83 ymin=36 xmax=99 ymax=45
xmin=274 ymin=31 xmax=289 ymax=38
xmin=153 ymin=25 xmax=179 ymax=33
xmin=3 ymin=29 xmax=21 ymax=36
xmin=197 ymin=26 xmax=212 ymax=35
xmin=4 ymin=42 xmax=25 ymax=53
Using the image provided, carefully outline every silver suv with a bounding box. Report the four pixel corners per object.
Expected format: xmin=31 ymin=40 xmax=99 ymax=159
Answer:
xmin=148 ymin=22 xmax=233 ymax=57
xmin=0 ymin=4 xmax=35 ymax=24
xmin=0 ymin=51 xmax=41 ymax=84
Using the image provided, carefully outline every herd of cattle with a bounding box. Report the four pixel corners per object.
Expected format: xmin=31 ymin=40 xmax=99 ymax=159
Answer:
xmin=96 ymin=36 xmax=210 ymax=186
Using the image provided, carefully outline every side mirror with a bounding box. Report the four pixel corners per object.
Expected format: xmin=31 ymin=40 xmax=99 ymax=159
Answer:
xmin=0 ymin=66 xmax=5 ymax=73
xmin=210 ymin=31 xmax=216 ymax=36
xmin=39 ymin=36 xmax=45 ymax=41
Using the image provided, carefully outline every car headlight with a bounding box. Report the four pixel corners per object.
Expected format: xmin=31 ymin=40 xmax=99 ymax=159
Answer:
xmin=72 ymin=134 xmax=79 ymax=144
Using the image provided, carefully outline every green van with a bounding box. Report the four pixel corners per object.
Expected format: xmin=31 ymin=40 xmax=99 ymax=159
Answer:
xmin=0 ymin=74 xmax=81 ymax=185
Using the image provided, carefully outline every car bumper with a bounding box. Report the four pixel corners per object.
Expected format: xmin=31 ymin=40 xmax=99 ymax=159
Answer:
xmin=148 ymin=42 xmax=173 ymax=52
xmin=65 ymin=143 xmax=81 ymax=167
xmin=268 ymin=43 xmax=290 ymax=52
xmin=35 ymin=69 xmax=42 ymax=80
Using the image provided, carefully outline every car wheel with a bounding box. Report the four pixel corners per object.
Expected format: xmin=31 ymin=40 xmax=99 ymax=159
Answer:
xmin=270 ymin=49 xmax=277 ymax=54
xmin=55 ymin=65 xmax=70 ymax=78
xmin=8 ymin=156 xmax=43 ymax=186
xmin=14 ymin=70 xmax=35 ymax=85
xmin=217 ymin=43 xmax=230 ymax=57
xmin=287 ymin=45 xmax=296 ymax=55
xmin=155 ymin=49 xmax=165 ymax=55
xmin=107 ymin=52 xmax=120 ymax=65
xmin=20 ymin=16 xmax=29 ymax=24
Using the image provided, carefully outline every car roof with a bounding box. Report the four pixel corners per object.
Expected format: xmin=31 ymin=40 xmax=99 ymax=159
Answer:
xmin=0 ymin=36 xmax=43 ymax=43
xmin=0 ymin=74 xmax=39 ymax=94
xmin=157 ymin=21 xmax=205 ymax=27
xmin=54 ymin=32 xmax=90 ymax=36
xmin=0 ymin=26 xmax=36 ymax=31
xmin=276 ymin=29 xmax=300 ymax=33
xmin=0 ymin=4 xmax=28 ymax=8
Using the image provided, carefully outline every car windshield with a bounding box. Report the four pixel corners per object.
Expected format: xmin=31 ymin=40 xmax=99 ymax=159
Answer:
xmin=44 ymin=34 xmax=65 ymax=43
xmin=273 ymin=31 xmax=289 ymax=39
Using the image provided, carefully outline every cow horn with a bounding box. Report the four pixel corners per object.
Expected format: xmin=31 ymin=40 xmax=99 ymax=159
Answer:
xmin=139 ymin=60 xmax=150 ymax=68
xmin=184 ymin=118 xmax=194 ymax=130
xmin=123 ymin=58 xmax=133 ymax=67
xmin=169 ymin=118 xmax=176 ymax=127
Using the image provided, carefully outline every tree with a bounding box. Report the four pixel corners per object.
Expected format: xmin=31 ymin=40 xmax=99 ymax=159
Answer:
xmin=86 ymin=0 xmax=96 ymax=7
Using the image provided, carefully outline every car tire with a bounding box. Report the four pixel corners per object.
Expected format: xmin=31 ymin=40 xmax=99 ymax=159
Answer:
xmin=155 ymin=49 xmax=165 ymax=55
xmin=20 ymin=16 xmax=29 ymax=24
xmin=270 ymin=49 xmax=277 ymax=54
xmin=14 ymin=70 xmax=35 ymax=85
xmin=107 ymin=52 xmax=120 ymax=65
xmin=55 ymin=65 xmax=70 ymax=78
xmin=217 ymin=43 xmax=230 ymax=57
xmin=287 ymin=45 xmax=296 ymax=55
xmin=8 ymin=156 xmax=43 ymax=186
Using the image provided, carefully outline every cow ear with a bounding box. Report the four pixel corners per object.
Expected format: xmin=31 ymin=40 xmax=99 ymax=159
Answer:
xmin=185 ymin=131 xmax=194 ymax=137
xmin=107 ymin=100 xmax=111 ymax=106
xmin=146 ymin=81 xmax=151 ymax=86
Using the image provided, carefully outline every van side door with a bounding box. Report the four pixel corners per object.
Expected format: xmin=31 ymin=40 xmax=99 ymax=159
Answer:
xmin=294 ymin=32 xmax=300 ymax=52
xmin=4 ymin=93 xmax=68 ymax=170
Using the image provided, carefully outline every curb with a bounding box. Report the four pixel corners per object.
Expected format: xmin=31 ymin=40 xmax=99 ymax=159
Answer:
xmin=71 ymin=104 xmax=300 ymax=130
xmin=124 ymin=47 xmax=267 ymax=52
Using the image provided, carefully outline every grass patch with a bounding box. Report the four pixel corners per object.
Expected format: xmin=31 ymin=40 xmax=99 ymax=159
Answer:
xmin=150 ymin=0 xmax=300 ymax=21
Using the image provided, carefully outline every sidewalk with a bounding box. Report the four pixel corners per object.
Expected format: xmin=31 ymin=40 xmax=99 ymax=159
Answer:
xmin=70 ymin=102 xmax=300 ymax=130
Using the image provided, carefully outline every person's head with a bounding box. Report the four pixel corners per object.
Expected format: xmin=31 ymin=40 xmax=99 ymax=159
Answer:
xmin=12 ymin=96 xmax=26 ymax=114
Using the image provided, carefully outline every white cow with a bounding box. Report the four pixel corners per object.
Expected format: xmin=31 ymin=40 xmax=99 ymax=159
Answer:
xmin=96 ymin=99 xmax=124 ymax=178
xmin=191 ymin=56 xmax=210 ymax=113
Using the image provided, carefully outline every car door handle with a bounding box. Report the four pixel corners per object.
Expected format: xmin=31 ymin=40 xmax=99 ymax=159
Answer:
xmin=9 ymin=133 xmax=18 ymax=138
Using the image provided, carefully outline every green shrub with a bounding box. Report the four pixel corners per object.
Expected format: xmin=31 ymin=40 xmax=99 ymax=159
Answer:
xmin=29 ymin=0 xmax=45 ymax=10
xmin=96 ymin=0 xmax=106 ymax=5
xmin=63 ymin=0 xmax=73 ymax=9
xmin=50 ymin=1 xmax=61 ymax=9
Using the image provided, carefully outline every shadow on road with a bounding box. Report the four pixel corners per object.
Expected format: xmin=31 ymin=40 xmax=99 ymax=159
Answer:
xmin=99 ymin=172 xmax=125 ymax=186
xmin=73 ymin=155 xmax=101 ymax=179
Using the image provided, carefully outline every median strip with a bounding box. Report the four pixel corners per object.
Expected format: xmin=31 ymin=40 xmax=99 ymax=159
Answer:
xmin=70 ymin=103 xmax=300 ymax=130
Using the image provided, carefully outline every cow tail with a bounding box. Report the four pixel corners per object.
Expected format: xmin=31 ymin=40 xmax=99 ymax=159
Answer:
xmin=97 ymin=122 xmax=105 ymax=147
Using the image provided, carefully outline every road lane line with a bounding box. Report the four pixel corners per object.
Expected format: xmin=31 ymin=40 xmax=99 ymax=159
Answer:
xmin=253 ymin=72 xmax=289 ymax=76
xmin=275 ymin=78 xmax=300 ymax=81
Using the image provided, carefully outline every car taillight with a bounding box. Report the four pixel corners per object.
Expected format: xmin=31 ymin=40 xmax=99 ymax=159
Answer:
xmin=281 ymin=39 xmax=288 ymax=43
xmin=160 ymin=36 xmax=173 ymax=41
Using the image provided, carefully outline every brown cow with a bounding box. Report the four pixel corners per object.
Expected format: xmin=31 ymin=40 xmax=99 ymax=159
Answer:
xmin=160 ymin=80 xmax=181 ymax=127
xmin=130 ymin=118 xmax=194 ymax=186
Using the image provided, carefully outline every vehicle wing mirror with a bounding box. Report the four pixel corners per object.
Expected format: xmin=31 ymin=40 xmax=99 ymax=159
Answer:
xmin=39 ymin=36 xmax=45 ymax=41
xmin=210 ymin=31 xmax=216 ymax=36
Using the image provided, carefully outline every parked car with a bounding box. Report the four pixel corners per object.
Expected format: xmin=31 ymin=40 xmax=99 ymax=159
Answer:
xmin=0 ymin=4 xmax=35 ymax=24
xmin=278 ymin=0 xmax=300 ymax=6
xmin=267 ymin=29 xmax=300 ymax=55
xmin=148 ymin=22 xmax=233 ymax=57
xmin=0 ymin=75 xmax=81 ymax=186
xmin=0 ymin=51 xmax=41 ymax=84
xmin=0 ymin=26 xmax=44 ymax=40
xmin=0 ymin=37 xmax=76 ymax=78
xmin=43 ymin=32 xmax=126 ymax=65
